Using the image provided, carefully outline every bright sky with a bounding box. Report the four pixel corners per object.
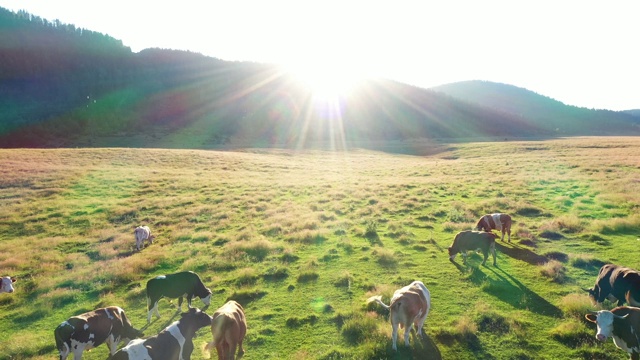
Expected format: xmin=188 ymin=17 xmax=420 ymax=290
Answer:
xmin=1 ymin=0 xmax=638 ymax=110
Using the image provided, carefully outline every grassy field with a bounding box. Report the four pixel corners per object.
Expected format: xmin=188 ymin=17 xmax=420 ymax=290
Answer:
xmin=1 ymin=137 xmax=640 ymax=360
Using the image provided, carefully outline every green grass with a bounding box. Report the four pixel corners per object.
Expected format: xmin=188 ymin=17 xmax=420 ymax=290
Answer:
xmin=1 ymin=137 xmax=640 ymax=359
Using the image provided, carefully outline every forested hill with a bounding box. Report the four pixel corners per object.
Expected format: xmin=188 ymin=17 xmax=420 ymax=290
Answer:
xmin=1 ymin=7 xmax=639 ymax=148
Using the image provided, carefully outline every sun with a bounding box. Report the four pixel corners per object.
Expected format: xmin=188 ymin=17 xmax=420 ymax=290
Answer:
xmin=286 ymin=62 xmax=365 ymax=101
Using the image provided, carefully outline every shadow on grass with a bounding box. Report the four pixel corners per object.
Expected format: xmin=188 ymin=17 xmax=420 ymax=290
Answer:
xmin=410 ymin=332 xmax=443 ymax=360
xmin=496 ymin=242 xmax=549 ymax=266
xmin=485 ymin=267 xmax=563 ymax=318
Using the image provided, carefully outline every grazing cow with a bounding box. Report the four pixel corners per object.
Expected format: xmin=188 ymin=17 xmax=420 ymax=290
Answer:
xmin=54 ymin=306 xmax=143 ymax=360
xmin=134 ymin=225 xmax=155 ymax=251
xmin=112 ymin=308 xmax=212 ymax=360
xmin=448 ymin=230 xmax=497 ymax=266
xmin=585 ymin=306 xmax=640 ymax=360
xmin=0 ymin=276 xmax=16 ymax=294
xmin=206 ymin=301 xmax=247 ymax=360
xmin=367 ymin=281 xmax=431 ymax=351
xmin=146 ymin=271 xmax=212 ymax=324
xmin=583 ymin=264 xmax=640 ymax=307
xmin=475 ymin=213 xmax=512 ymax=242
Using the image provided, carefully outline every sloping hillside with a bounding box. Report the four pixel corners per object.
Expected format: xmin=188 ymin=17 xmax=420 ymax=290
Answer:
xmin=2 ymin=7 xmax=639 ymax=149
xmin=431 ymin=80 xmax=640 ymax=135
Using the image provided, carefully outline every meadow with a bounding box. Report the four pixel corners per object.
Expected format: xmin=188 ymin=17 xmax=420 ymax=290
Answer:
xmin=1 ymin=137 xmax=640 ymax=360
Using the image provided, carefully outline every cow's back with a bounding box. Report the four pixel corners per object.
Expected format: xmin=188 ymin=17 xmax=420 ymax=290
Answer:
xmin=147 ymin=272 xmax=195 ymax=298
xmin=453 ymin=231 xmax=495 ymax=252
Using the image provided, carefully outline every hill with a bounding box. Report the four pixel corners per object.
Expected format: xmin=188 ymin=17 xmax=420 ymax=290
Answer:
xmin=1 ymin=7 xmax=639 ymax=148
xmin=431 ymin=80 xmax=640 ymax=135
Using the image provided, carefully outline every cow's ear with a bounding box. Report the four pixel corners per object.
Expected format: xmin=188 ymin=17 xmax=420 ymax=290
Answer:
xmin=585 ymin=313 xmax=597 ymax=323
xmin=11 ymin=277 xmax=16 ymax=283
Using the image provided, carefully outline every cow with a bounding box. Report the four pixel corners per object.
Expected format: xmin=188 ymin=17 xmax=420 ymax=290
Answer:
xmin=448 ymin=230 xmax=497 ymax=266
xmin=475 ymin=213 xmax=512 ymax=242
xmin=146 ymin=271 xmax=212 ymax=324
xmin=134 ymin=225 xmax=155 ymax=251
xmin=54 ymin=306 xmax=143 ymax=360
xmin=583 ymin=264 xmax=640 ymax=307
xmin=585 ymin=306 xmax=640 ymax=360
xmin=112 ymin=308 xmax=212 ymax=360
xmin=367 ymin=281 xmax=431 ymax=351
xmin=205 ymin=301 xmax=247 ymax=360
xmin=0 ymin=276 xmax=16 ymax=294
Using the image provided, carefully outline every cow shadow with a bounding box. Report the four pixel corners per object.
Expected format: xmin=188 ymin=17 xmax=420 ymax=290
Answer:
xmin=484 ymin=267 xmax=562 ymax=318
xmin=387 ymin=332 xmax=443 ymax=360
xmin=496 ymin=242 xmax=549 ymax=265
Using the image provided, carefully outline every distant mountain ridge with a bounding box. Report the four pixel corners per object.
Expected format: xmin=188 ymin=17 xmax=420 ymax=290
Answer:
xmin=1 ymin=7 xmax=639 ymax=148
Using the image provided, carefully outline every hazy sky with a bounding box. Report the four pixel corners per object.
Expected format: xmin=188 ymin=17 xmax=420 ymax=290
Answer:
xmin=1 ymin=0 xmax=638 ymax=110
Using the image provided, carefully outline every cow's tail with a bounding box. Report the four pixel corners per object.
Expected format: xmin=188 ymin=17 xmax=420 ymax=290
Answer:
xmin=54 ymin=323 xmax=72 ymax=360
xmin=367 ymin=295 xmax=390 ymax=310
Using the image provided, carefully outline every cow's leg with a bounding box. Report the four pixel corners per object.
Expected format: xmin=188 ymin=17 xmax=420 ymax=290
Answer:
xmin=461 ymin=252 xmax=468 ymax=264
xmin=481 ymin=250 xmax=488 ymax=266
xmin=177 ymin=296 xmax=184 ymax=311
xmin=391 ymin=321 xmax=399 ymax=351
xmin=187 ymin=294 xmax=194 ymax=309
xmin=148 ymin=300 xmax=160 ymax=323
xmin=229 ymin=340 xmax=238 ymax=360
xmin=404 ymin=322 xmax=412 ymax=346
xmin=72 ymin=347 xmax=84 ymax=360
xmin=105 ymin=334 xmax=118 ymax=355
xmin=490 ymin=243 xmax=497 ymax=266
xmin=507 ymin=225 xmax=511 ymax=242
xmin=58 ymin=342 xmax=70 ymax=360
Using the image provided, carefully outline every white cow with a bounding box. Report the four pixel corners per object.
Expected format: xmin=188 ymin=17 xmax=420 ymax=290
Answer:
xmin=1 ymin=276 xmax=16 ymax=294
xmin=367 ymin=281 xmax=431 ymax=351
xmin=134 ymin=226 xmax=155 ymax=251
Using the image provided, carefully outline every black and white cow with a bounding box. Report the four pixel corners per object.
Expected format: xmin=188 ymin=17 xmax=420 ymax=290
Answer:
xmin=586 ymin=306 xmax=640 ymax=360
xmin=112 ymin=308 xmax=212 ymax=360
xmin=583 ymin=264 xmax=640 ymax=307
xmin=0 ymin=276 xmax=16 ymax=294
xmin=146 ymin=271 xmax=212 ymax=323
xmin=54 ymin=306 xmax=143 ymax=360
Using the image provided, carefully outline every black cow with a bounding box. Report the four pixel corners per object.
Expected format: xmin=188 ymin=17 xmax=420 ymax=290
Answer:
xmin=54 ymin=306 xmax=143 ymax=360
xmin=586 ymin=306 xmax=640 ymax=360
xmin=583 ymin=264 xmax=640 ymax=307
xmin=146 ymin=271 xmax=212 ymax=323
xmin=112 ymin=308 xmax=212 ymax=360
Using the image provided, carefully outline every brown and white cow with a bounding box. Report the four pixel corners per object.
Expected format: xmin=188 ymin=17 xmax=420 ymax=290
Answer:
xmin=134 ymin=225 xmax=155 ymax=251
xmin=112 ymin=308 xmax=212 ymax=360
xmin=367 ymin=281 xmax=431 ymax=351
xmin=475 ymin=213 xmax=512 ymax=242
xmin=206 ymin=300 xmax=247 ymax=360
xmin=54 ymin=306 xmax=143 ymax=360
xmin=585 ymin=306 xmax=640 ymax=360
xmin=448 ymin=230 xmax=497 ymax=266
xmin=0 ymin=276 xmax=16 ymax=294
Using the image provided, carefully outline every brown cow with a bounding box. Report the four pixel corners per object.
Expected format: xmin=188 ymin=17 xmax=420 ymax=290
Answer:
xmin=206 ymin=301 xmax=247 ymax=360
xmin=367 ymin=281 xmax=431 ymax=351
xmin=585 ymin=306 xmax=640 ymax=360
xmin=475 ymin=213 xmax=512 ymax=242
xmin=448 ymin=230 xmax=497 ymax=266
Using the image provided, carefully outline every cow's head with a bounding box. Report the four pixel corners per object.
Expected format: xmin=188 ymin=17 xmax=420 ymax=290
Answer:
xmin=0 ymin=276 xmax=16 ymax=293
xmin=585 ymin=310 xmax=629 ymax=341
xmin=201 ymin=290 xmax=212 ymax=306
xmin=182 ymin=307 xmax=213 ymax=330
xmin=583 ymin=286 xmax=606 ymax=305
xmin=447 ymin=246 xmax=458 ymax=261
xmin=123 ymin=325 xmax=144 ymax=341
